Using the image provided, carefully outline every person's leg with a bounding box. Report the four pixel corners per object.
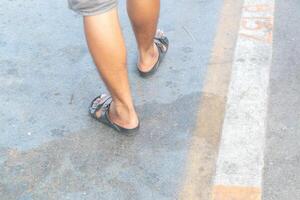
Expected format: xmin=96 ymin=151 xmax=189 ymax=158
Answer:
xmin=84 ymin=8 xmax=138 ymax=129
xmin=127 ymin=0 xmax=160 ymax=72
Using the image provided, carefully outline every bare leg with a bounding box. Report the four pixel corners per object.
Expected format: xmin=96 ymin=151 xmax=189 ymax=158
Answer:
xmin=127 ymin=0 xmax=160 ymax=72
xmin=84 ymin=8 xmax=138 ymax=129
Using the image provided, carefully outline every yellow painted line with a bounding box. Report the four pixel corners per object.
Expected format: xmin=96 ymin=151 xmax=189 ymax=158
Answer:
xmin=178 ymin=0 xmax=244 ymax=199
xmin=212 ymin=185 xmax=261 ymax=200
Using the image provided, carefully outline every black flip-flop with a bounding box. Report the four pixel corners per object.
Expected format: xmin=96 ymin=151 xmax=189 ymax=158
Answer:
xmin=89 ymin=94 xmax=140 ymax=134
xmin=138 ymin=30 xmax=169 ymax=77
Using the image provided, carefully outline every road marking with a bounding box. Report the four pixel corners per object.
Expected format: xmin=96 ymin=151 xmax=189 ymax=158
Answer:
xmin=213 ymin=0 xmax=274 ymax=199
xmin=178 ymin=0 xmax=244 ymax=199
xmin=213 ymin=185 xmax=261 ymax=200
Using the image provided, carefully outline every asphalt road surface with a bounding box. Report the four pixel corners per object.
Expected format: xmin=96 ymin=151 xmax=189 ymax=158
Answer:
xmin=0 ymin=0 xmax=299 ymax=199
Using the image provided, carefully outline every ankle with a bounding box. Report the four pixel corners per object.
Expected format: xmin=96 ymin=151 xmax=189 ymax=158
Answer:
xmin=109 ymin=101 xmax=139 ymax=128
xmin=110 ymin=101 xmax=137 ymax=122
xmin=139 ymin=43 xmax=156 ymax=59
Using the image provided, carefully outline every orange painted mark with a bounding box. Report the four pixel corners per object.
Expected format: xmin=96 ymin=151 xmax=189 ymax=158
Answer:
xmin=240 ymin=16 xmax=273 ymax=43
xmin=212 ymin=185 xmax=261 ymax=200
xmin=240 ymin=32 xmax=272 ymax=43
xmin=241 ymin=18 xmax=272 ymax=31
xmin=243 ymin=4 xmax=273 ymax=12
xmin=242 ymin=17 xmax=272 ymax=19
xmin=239 ymin=4 xmax=274 ymax=43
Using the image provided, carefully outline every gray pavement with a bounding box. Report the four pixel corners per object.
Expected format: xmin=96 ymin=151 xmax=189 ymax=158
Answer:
xmin=1 ymin=0 xmax=300 ymax=199
xmin=263 ymin=0 xmax=300 ymax=199
xmin=0 ymin=0 xmax=223 ymax=199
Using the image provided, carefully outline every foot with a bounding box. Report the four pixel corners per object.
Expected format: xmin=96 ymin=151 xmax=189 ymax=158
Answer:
xmin=137 ymin=42 xmax=159 ymax=73
xmin=137 ymin=30 xmax=169 ymax=75
xmin=92 ymin=95 xmax=139 ymax=130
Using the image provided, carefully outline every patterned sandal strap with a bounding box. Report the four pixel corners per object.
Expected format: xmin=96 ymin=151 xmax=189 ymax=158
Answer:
xmin=89 ymin=94 xmax=112 ymax=118
xmin=154 ymin=30 xmax=169 ymax=50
